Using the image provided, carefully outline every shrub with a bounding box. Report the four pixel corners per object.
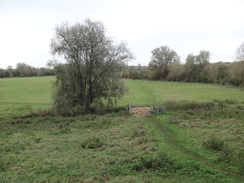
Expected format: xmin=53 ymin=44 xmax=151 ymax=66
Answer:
xmin=203 ymin=136 xmax=224 ymax=151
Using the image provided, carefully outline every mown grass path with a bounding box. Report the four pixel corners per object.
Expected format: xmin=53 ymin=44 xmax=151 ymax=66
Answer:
xmin=149 ymin=116 xmax=244 ymax=180
xmin=119 ymin=80 xmax=157 ymax=106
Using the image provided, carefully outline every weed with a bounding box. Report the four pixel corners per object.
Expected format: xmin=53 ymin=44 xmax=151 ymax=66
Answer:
xmin=237 ymin=105 xmax=244 ymax=110
xmin=0 ymin=159 xmax=7 ymax=172
xmin=169 ymin=116 xmax=181 ymax=124
xmin=203 ymin=136 xmax=225 ymax=151
xmin=59 ymin=127 xmax=72 ymax=134
xmin=218 ymin=148 xmax=244 ymax=175
xmin=164 ymin=100 xmax=214 ymax=111
xmin=34 ymin=137 xmax=42 ymax=143
xmin=81 ymin=137 xmax=103 ymax=149
xmin=213 ymin=99 xmax=238 ymax=105
xmin=218 ymin=146 xmax=234 ymax=162
xmin=131 ymin=153 xmax=177 ymax=172
xmin=131 ymin=126 xmax=147 ymax=137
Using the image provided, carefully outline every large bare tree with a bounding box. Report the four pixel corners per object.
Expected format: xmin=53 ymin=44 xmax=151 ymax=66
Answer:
xmin=50 ymin=19 xmax=133 ymax=115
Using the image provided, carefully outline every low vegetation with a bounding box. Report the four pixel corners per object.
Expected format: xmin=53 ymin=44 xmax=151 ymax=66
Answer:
xmin=0 ymin=77 xmax=243 ymax=182
xmin=160 ymin=99 xmax=244 ymax=177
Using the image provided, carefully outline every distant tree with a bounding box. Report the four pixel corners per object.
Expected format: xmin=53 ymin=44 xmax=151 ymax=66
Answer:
xmin=236 ymin=41 xmax=244 ymax=61
xmin=216 ymin=62 xmax=229 ymax=84
xmin=167 ymin=60 xmax=183 ymax=81
xmin=197 ymin=50 xmax=210 ymax=82
xmin=205 ymin=64 xmax=218 ymax=83
xmin=16 ymin=63 xmax=31 ymax=76
xmin=148 ymin=46 xmax=180 ymax=80
xmin=5 ymin=65 xmax=12 ymax=77
xmin=196 ymin=50 xmax=210 ymax=69
xmin=129 ymin=66 xmax=139 ymax=79
xmin=138 ymin=64 xmax=149 ymax=79
xmin=182 ymin=50 xmax=210 ymax=82
xmin=137 ymin=63 xmax=142 ymax=79
xmin=182 ymin=53 xmax=197 ymax=81
xmin=50 ymin=19 xmax=133 ymax=115
xmin=16 ymin=63 xmax=29 ymax=70
xmin=12 ymin=70 xmax=21 ymax=77
xmin=6 ymin=65 xmax=13 ymax=70
xmin=228 ymin=61 xmax=244 ymax=86
xmin=121 ymin=66 xmax=130 ymax=78
xmin=0 ymin=69 xmax=5 ymax=78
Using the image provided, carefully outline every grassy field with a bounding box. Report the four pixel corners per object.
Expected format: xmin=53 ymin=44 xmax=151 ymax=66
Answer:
xmin=120 ymin=79 xmax=244 ymax=106
xmin=0 ymin=77 xmax=53 ymax=118
xmin=0 ymin=77 xmax=243 ymax=182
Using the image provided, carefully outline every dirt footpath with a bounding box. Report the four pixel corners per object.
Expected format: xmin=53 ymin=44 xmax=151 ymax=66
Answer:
xmin=130 ymin=107 xmax=152 ymax=117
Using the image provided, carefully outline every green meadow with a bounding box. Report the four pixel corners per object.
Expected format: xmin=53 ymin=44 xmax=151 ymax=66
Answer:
xmin=121 ymin=79 xmax=244 ymax=106
xmin=0 ymin=77 xmax=243 ymax=182
xmin=0 ymin=77 xmax=53 ymax=117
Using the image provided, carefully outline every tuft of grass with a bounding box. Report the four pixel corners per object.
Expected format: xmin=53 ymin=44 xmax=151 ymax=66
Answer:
xmin=0 ymin=159 xmax=7 ymax=172
xmin=203 ymin=136 xmax=225 ymax=151
xmin=131 ymin=153 xmax=176 ymax=172
xmin=169 ymin=116 xmax=181 ymax=124
xmin=81 ymin=137 xmax=103 ymax=149
xmin=213 ymin=99 xmax=238 ymax=105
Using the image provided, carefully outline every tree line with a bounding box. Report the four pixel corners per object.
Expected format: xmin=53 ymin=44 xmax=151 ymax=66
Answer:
xmin=1 ymin=47 xmax=243 ymax=87
xmin=122 ymin=45 xmax=244 ymax=87
xmin=0 ymin=63 xmax=55 ymax=78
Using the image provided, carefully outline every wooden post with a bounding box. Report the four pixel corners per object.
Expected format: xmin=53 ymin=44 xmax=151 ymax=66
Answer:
xmin=162 ymin=106 xmax=166 ymax=113
xmin=128 ymin=103 xmax=131 ymax=112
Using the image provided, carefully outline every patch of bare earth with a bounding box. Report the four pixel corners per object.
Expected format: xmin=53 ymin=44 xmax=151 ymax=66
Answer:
xmin=130 ymin=107 xmax=152 ymax=117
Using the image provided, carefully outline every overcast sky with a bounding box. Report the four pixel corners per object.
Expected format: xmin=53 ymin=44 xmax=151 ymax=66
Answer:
xmin=0 ymin=0 xmax=244 ymax=69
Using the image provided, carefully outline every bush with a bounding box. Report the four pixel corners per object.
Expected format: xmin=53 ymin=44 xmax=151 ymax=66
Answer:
xmin=203 ymin=136 xmax=224 ymax=151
